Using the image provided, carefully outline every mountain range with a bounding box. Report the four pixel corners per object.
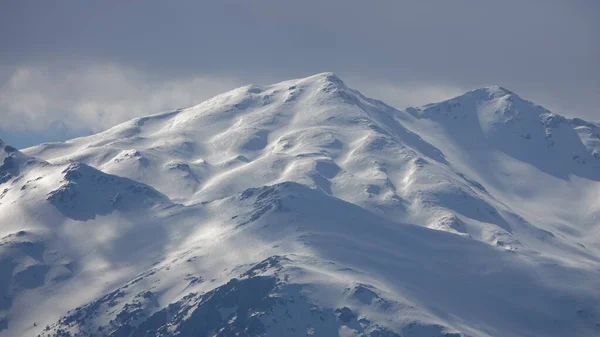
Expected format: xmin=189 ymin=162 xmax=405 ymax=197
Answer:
xmin=1 ymin=73 xmax=599 ymax=337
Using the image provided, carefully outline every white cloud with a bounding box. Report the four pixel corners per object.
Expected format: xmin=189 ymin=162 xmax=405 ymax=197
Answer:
xmin=0 ymin=64 xmax=243 ymax=133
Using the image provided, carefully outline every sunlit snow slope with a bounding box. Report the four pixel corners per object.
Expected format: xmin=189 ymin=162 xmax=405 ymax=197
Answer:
xmin=0 ymin=73 xmax=598 ymax=337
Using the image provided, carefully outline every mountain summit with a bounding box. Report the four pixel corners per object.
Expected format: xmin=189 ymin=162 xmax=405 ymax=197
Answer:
xmin=1 ymin=74 xmax=599 ymax=337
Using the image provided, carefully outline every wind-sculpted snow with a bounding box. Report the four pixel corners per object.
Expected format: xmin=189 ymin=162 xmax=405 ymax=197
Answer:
xmin=21 ymin=182 xmax=600 ymax=337
xmin=47 ymin=163 xmax=171 ymax=221
xmin=0 ymin=73 xmax=599 ymax=336
xmin=408 ymin=86 xmax=600 ymax=180
xmin=0 ymin=139 xmax=48 ymax=185
xmin=397 ymin=85 xmax=600 ymax=258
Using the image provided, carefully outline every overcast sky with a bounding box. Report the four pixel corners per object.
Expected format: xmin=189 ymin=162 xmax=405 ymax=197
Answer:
xmin=1 ymin=0 xmax=598 ymax=148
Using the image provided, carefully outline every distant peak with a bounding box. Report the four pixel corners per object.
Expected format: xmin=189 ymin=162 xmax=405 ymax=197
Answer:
xmin=419 ymin=86 xmax=521 ymax=111
xmin=303 ymin=72 xmax=347 ymax=89
xmin=211 ymin=72 xmax=348 ymax=100
xmin=484 ymin=85 xmax=513 ymax=93
xmin=0 ymin=139 xmax=18 ymax=154
xmin=469 ymin=85 xmax=515 ymax=99
xmin=310 ymin=72 xmax=342 ymax=82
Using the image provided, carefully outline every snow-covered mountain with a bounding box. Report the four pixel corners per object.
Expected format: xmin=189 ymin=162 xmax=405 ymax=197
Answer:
xmin=1 ymin=73 xmax=599 ymax=337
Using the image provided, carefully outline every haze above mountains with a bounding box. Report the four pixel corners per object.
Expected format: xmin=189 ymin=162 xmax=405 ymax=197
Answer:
xmin=1 ymin=73 xmax=599 ymax=337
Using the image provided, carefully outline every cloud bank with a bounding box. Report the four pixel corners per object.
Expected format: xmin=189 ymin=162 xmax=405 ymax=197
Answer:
xmin=0 ymin=64 xmax=243 ymax=133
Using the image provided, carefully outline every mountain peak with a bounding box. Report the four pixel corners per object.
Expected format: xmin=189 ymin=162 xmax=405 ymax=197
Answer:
xmin=481 ymin=85 xmax=513 ymax=94
xmin=467 ymin=85 xmax=516 ymax=100
xmin=418 ymin=84 xmax=557 ymax=126
xmin=289 ymin=72 xmax=349 ymax=93
xmin=182 ymin=72 xmax=349 ymax=111
xmin=1 ymin=138 xmax=25 ymax=161
xmin=308 ymin=71 xmax=344 ymax=83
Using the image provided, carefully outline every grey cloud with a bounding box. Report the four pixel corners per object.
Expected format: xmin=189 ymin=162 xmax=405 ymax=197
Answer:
xmin=2 ymin=1 xmax=597 ymax=79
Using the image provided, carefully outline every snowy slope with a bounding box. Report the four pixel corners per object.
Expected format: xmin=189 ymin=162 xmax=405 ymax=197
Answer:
xmin=0 ymin=73 xmax=598 ymax=336
xmin=397 ymin=86 xmax=600 ymax=255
